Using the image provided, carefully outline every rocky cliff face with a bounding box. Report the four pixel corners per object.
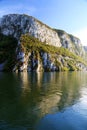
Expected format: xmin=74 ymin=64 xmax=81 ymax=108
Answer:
xmin=12 ymin=35 xmax=87 ymax=72
xmin=0 ymin=14 xmax=86 ymax=57
xmin=0 ymin=14 xmax=87 ymax=72
xmin=55 ymin=29 xmax=85 ymax=58
xmin=14 ymin=47 xmax=87 ymax=72
xmin=0 ymin=14 xmax=61 ymax=47
xmin=84 ymin=46 xmax=87 ymax=52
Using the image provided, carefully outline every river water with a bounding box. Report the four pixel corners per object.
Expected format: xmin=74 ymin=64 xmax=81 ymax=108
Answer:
xmin=0 ymin=72 xmax=87 ymax=130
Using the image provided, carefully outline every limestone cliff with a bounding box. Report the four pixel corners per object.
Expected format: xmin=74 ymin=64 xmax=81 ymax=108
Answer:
xmin=0 ymin=14 xmax=87 ymax=72
xmin=0 ymin=14 xmax=61 ymax=47
xmin=13 ymin=35 xmax=87 ymax=72
xmin=55 ymin=29 xmax=85 ymax=58
xmin=0 ymin=14 xmax=85 ymax=58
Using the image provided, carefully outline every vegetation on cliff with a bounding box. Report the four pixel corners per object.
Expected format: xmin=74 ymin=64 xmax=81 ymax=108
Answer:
xmin=0 ymin=33 xmax=87 ymax=72
xmin=54 ymin=29 xmax=85 ymax=58
xmin=20 ymin=34 xmax=76 ymax=58
xmin=20 ymin=34 xmax=87 ymax=71
xmin=0 ymin=33 xmax=17 ymax=71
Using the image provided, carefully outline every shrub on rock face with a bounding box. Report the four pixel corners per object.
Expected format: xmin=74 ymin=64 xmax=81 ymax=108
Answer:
xmin=62 ymin=67 xmax=69 ymax=71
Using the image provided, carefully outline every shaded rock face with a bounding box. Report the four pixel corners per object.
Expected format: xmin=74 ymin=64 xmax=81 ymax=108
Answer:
xmin=0 ymin=14 xmax=61 ymax=47
xmin=55 ymin=29 xmax=85 ymax=57
xmin=84 ymin=46 xmax=87 ymax=52
xmin=0 ymin=62 xmax=6 ymax=71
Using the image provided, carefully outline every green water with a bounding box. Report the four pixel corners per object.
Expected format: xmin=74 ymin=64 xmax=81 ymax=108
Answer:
xmin=0 ymin=72 xmax=87 ymax=130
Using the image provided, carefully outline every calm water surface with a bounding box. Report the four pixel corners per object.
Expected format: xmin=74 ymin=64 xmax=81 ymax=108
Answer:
xmin=0 ymin=72 xmax=87 ymax=130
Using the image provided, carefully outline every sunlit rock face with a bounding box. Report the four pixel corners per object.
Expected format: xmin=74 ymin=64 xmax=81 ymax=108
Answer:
xmin=0 ymin=14 xmax=61 ymax=47
xmin=13 ymin=49 xmax=59 ymax=72
xmin=0 ymin=14 xmax=85 ymax=57
xmin=0 ymin=14 xmax=87 ymax=72
xmin=69 ymin=35 xmax=85 ymax=57
xmin=13 ymin=49 xmax=87 ymax=72
xmin=13 ymin=44 xmax=29 ymax=72
xmin=55 ymin=29 xmax=85 ymax=57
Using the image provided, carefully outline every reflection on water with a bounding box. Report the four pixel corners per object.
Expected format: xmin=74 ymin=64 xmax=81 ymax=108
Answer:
xmin=0 ymin=72 xmax=87 ymax=129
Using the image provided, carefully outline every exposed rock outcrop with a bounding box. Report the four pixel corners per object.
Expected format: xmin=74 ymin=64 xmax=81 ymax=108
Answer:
xmin=84 ymin=46 xmax=87 ymax=52
xmin=55 ymin=29 xmax=85 ymax=58
xmin=0 ymin=14 xmax=86 ymax=57
xmin=0 ymin=14 xmax=87 ymax=72
xmin=0 ymin=14 xmax=61 ymax=47
xmin=14 ymin=50 xmax=87 ymax=72
xmin=12 ymin=35 xmax=87 ymax=72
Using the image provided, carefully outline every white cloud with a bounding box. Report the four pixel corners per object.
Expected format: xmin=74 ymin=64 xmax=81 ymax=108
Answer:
xmin=74 ymin=28 xmax=87 ymax=46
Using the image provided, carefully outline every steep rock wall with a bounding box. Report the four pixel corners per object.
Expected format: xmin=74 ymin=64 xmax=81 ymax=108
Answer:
xmin=0 ymin=14 xmax=61 ymax=47
xmin=13 ymin=49 xmax=87 ymax=72
xmin=0 ymin=14 xmax=85 ymax=57
xmin=55 ymin=29 xmax=85 ymax=57
xmin=0 ymin=14 xmax=87 ymax=72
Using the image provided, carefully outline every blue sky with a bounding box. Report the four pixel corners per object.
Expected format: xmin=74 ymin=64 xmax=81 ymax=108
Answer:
xmin=0 ymin=0 xmax=87 ymax=45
